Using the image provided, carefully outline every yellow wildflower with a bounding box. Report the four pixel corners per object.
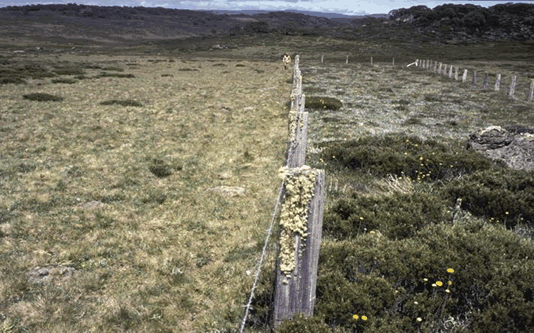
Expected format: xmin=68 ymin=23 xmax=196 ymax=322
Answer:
xmin=353 ymin=315 xmax=359 ymax=320
xmin=447 ymin=268 xmax=455 ymax=274
xmin=362 ymin=316 xmax=368 ymax=321
xmin=436 ymin=281 xmax=443 ymax=287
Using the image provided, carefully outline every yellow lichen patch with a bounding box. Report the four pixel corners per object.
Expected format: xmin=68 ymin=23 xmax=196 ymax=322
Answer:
xmin=278 ymin=165 xmax=318 ymax=276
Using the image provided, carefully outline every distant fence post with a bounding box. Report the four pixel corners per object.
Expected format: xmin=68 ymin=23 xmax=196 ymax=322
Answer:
xmin=346 ymin=55 xmax=349 ymax=64
xmin=392 ymin=58 xmax=395 ymax=67
xmin=448 ymin=66 xmax=453 ymax=79
xmin=483 ymin=72 xmax=489 ymax=89
xmin=454 ymin=67 xmax=459 ymax=81
xmin=527 ymin=79 xmax=534 ymax=102
xmin=370 ymin=57 xmax=373 ymax=65
xmin=275 ymin=55 xmax=326 ymax=327
xmin=495 ymin=74 xmax=502 ymax=91
xmin=433 ymin=61 xmax=437 ymax=73
xmin=462 ymin=69 xmax=468 ymax=83
xmin=438 ymin=62 xmax=442 ymax=75
xmin=472 ymin=70 xmax=477 ymax=85
xmin=509 ymin=75 xmax=517 ymax=97
xmin=321 ymin=55 xmax=324 ymax=63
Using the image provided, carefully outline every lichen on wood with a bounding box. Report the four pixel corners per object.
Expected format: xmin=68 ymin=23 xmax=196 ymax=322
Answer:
xmin=277 ymin=165 xmax=318 ymax=276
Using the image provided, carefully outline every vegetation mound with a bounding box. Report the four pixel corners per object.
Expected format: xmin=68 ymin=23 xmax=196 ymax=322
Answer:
xmin=321 ymin=134 xmax=497 ymax=181
xmin=306 ymin=96 xmax=343 ymax=110
xmin=23 ymin=93 xmax=64 ymax=101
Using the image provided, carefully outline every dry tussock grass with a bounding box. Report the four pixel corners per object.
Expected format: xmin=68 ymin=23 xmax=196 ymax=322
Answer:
xmin=0 ymin=54 xmax=290 ymax=331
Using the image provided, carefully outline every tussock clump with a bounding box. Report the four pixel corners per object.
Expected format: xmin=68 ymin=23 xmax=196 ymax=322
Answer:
xmin=178 ymin=68 xmax=199 ymax=72
xmin=51 ymin=78 xmax=77 ymax=84
xmin=316 ymin=219 xmax=534 ymax=332
xmin=53 ymin=67 xmax=85 ymax=75
xmin=306 ymin=96 xmax=343 ymax=110
xmin=324 ymin=192 xmax=447 ymax=240
xmin=97 ymin=72 xmax=135 ymax=78
xmin=1 ymin=77 xmax=26 ymax=85
xmin=23 ymin=93 xmax=64 ymax=102
xmin=148 ymin=158 xmax=179 ymax=178
xmin=321 ymin=134 xmax=495 ymax=181
xmin=443 ymin=169 xmax=534 ymax=227
xmin=100 ymin=66 xmax=124 ymax=71
xmin=99 ymin=99 xmax=143 ymax=107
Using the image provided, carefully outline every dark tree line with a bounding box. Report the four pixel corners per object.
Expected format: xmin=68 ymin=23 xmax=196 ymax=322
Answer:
xmin=389 ymin=3 xmax=534 ymax=30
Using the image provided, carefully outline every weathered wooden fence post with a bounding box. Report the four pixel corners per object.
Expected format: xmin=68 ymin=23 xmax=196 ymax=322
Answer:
xmin=448 ymin=66 xmax=453 ymax=79
xmin=462 ymin=69 xmax=468 ymax=83
xmin=509 ymin=75 xmax=517 ymax=97
xmin=438 ymin=62 xmax=443 ymax=75
xmin=433 ymin=61 xmax=437 ymax=73
xmin=455 ymin=67 xmax=459 ymax=81
xmin=472 ymin=70 xmax=477 ymax=85
xmin=346 ymin=55 xmax=349 ymax=64
xmin=274 ymin=167 xmax=325 ymax=327
xmin=495 ymin=74 xmax=502 ymax=91
xmin=275 ymin=55 xmax=326 ymax=327
xmin=483 ymin=72 xmax=489 ymax=89
xmin=370 ymin=57 xmax=373 ymax=65
xmin=392 ymin=58 xmax=395 ymax=67
xmin=527 ymin=79 xmax=534 ymax=102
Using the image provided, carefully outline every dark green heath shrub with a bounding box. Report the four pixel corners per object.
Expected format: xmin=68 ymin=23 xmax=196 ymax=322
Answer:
xmin=316 ymin=218 xmax=534 ymax=332
xmin=321 ymin=134 xmax=496 ymax=181
xmin=276 ymin=314 xmax=331 ymax=333
xmin=443 ymin=169 xmax=534 ymax=227
xmin=324 ymin=192 xmax=448 ymax=240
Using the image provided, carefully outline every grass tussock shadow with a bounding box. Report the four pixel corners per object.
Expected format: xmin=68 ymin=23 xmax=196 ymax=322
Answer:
xmin=97 ymin=73 xmax=135 ymax=78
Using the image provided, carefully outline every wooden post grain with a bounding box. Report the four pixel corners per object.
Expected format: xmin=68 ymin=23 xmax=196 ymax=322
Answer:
xmin=462 ymin=69 xmax=468 ymax=83
xmin=273 ymin=170 xmax=325 ymax=326
xmin=495 ymin=74 xmax=501 ymax=91
xmin=509 ymin=75 xmax=517 ymax=97
xmin=287 ymin=110 xmax=308 ymax=168
xmin=527 ymin=79 xmax=534 ymax=102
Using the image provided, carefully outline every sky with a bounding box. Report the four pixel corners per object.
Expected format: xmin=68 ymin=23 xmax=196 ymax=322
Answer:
xmin=0 ymin=0 xmax=531 ymax=15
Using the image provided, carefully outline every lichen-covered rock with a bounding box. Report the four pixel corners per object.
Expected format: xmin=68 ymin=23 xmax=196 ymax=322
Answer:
xmin=467 ymin=126 xmax=534 ymax=170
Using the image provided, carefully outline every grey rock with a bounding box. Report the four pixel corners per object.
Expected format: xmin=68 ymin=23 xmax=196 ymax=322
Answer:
xmin=468 ymin=126 xmax=534 ymax=170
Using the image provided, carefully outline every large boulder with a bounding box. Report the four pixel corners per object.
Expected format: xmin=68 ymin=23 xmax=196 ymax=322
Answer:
xmin=467 ymin=126 xmax=534 ymax=170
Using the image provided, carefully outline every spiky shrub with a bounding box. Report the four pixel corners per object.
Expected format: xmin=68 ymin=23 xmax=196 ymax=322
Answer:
xmin=321 ymin=134 xmax=496 ymax=181
xmin=306 ymin=96 xmax=343 ymax=110
xmin=23 ymin=93 xmax=64 ymax=102
xmin=443 ymin=169 xmax=534 ymax=227
xmin=315 ymin=218 xmax=534 ymax=332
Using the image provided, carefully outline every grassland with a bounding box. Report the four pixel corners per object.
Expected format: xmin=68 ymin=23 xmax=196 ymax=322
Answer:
xmin=1 ymin=28 xmax=534 ymax=332
xmin=0 ymin=53 xmax=290 ymax=332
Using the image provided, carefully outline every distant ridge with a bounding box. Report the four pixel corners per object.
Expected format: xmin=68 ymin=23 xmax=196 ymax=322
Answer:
xmin=203 ymin=9 xmax=387 ymax=19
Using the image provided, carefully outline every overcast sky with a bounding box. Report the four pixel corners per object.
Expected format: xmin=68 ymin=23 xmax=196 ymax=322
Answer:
xmin=0 ymin=0 xmax=530 ymax=15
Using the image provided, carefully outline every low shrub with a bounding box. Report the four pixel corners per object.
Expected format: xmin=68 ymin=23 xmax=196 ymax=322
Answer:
xmin=51 ymin=78 xmax=77 ymax=84
xmin=276 ymin=314 xmax=331 ymax=333
xmin=99 ymin=99 xmax=143 ymax=107
xmin=316 ymin=218 xmax=534 ymax=332
xmin=23 ymin=93 xmax=64 ymax=102
xmin=443 ymin=169 xmax=534 ymax=227
xmin=324 ymin=192 xmax=447 ymax=240
xmin=97 ymin=72 xmax=135 ymax=78
xmin=53 ymin=68 xmax=85 ymax=75
xmin=321 ymin=134 xmax=496 ymax=181
xmin=0 ymin=77 xmax=26 ymax=85
xmin=306 ymin=96 xmax=343 ymax=110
